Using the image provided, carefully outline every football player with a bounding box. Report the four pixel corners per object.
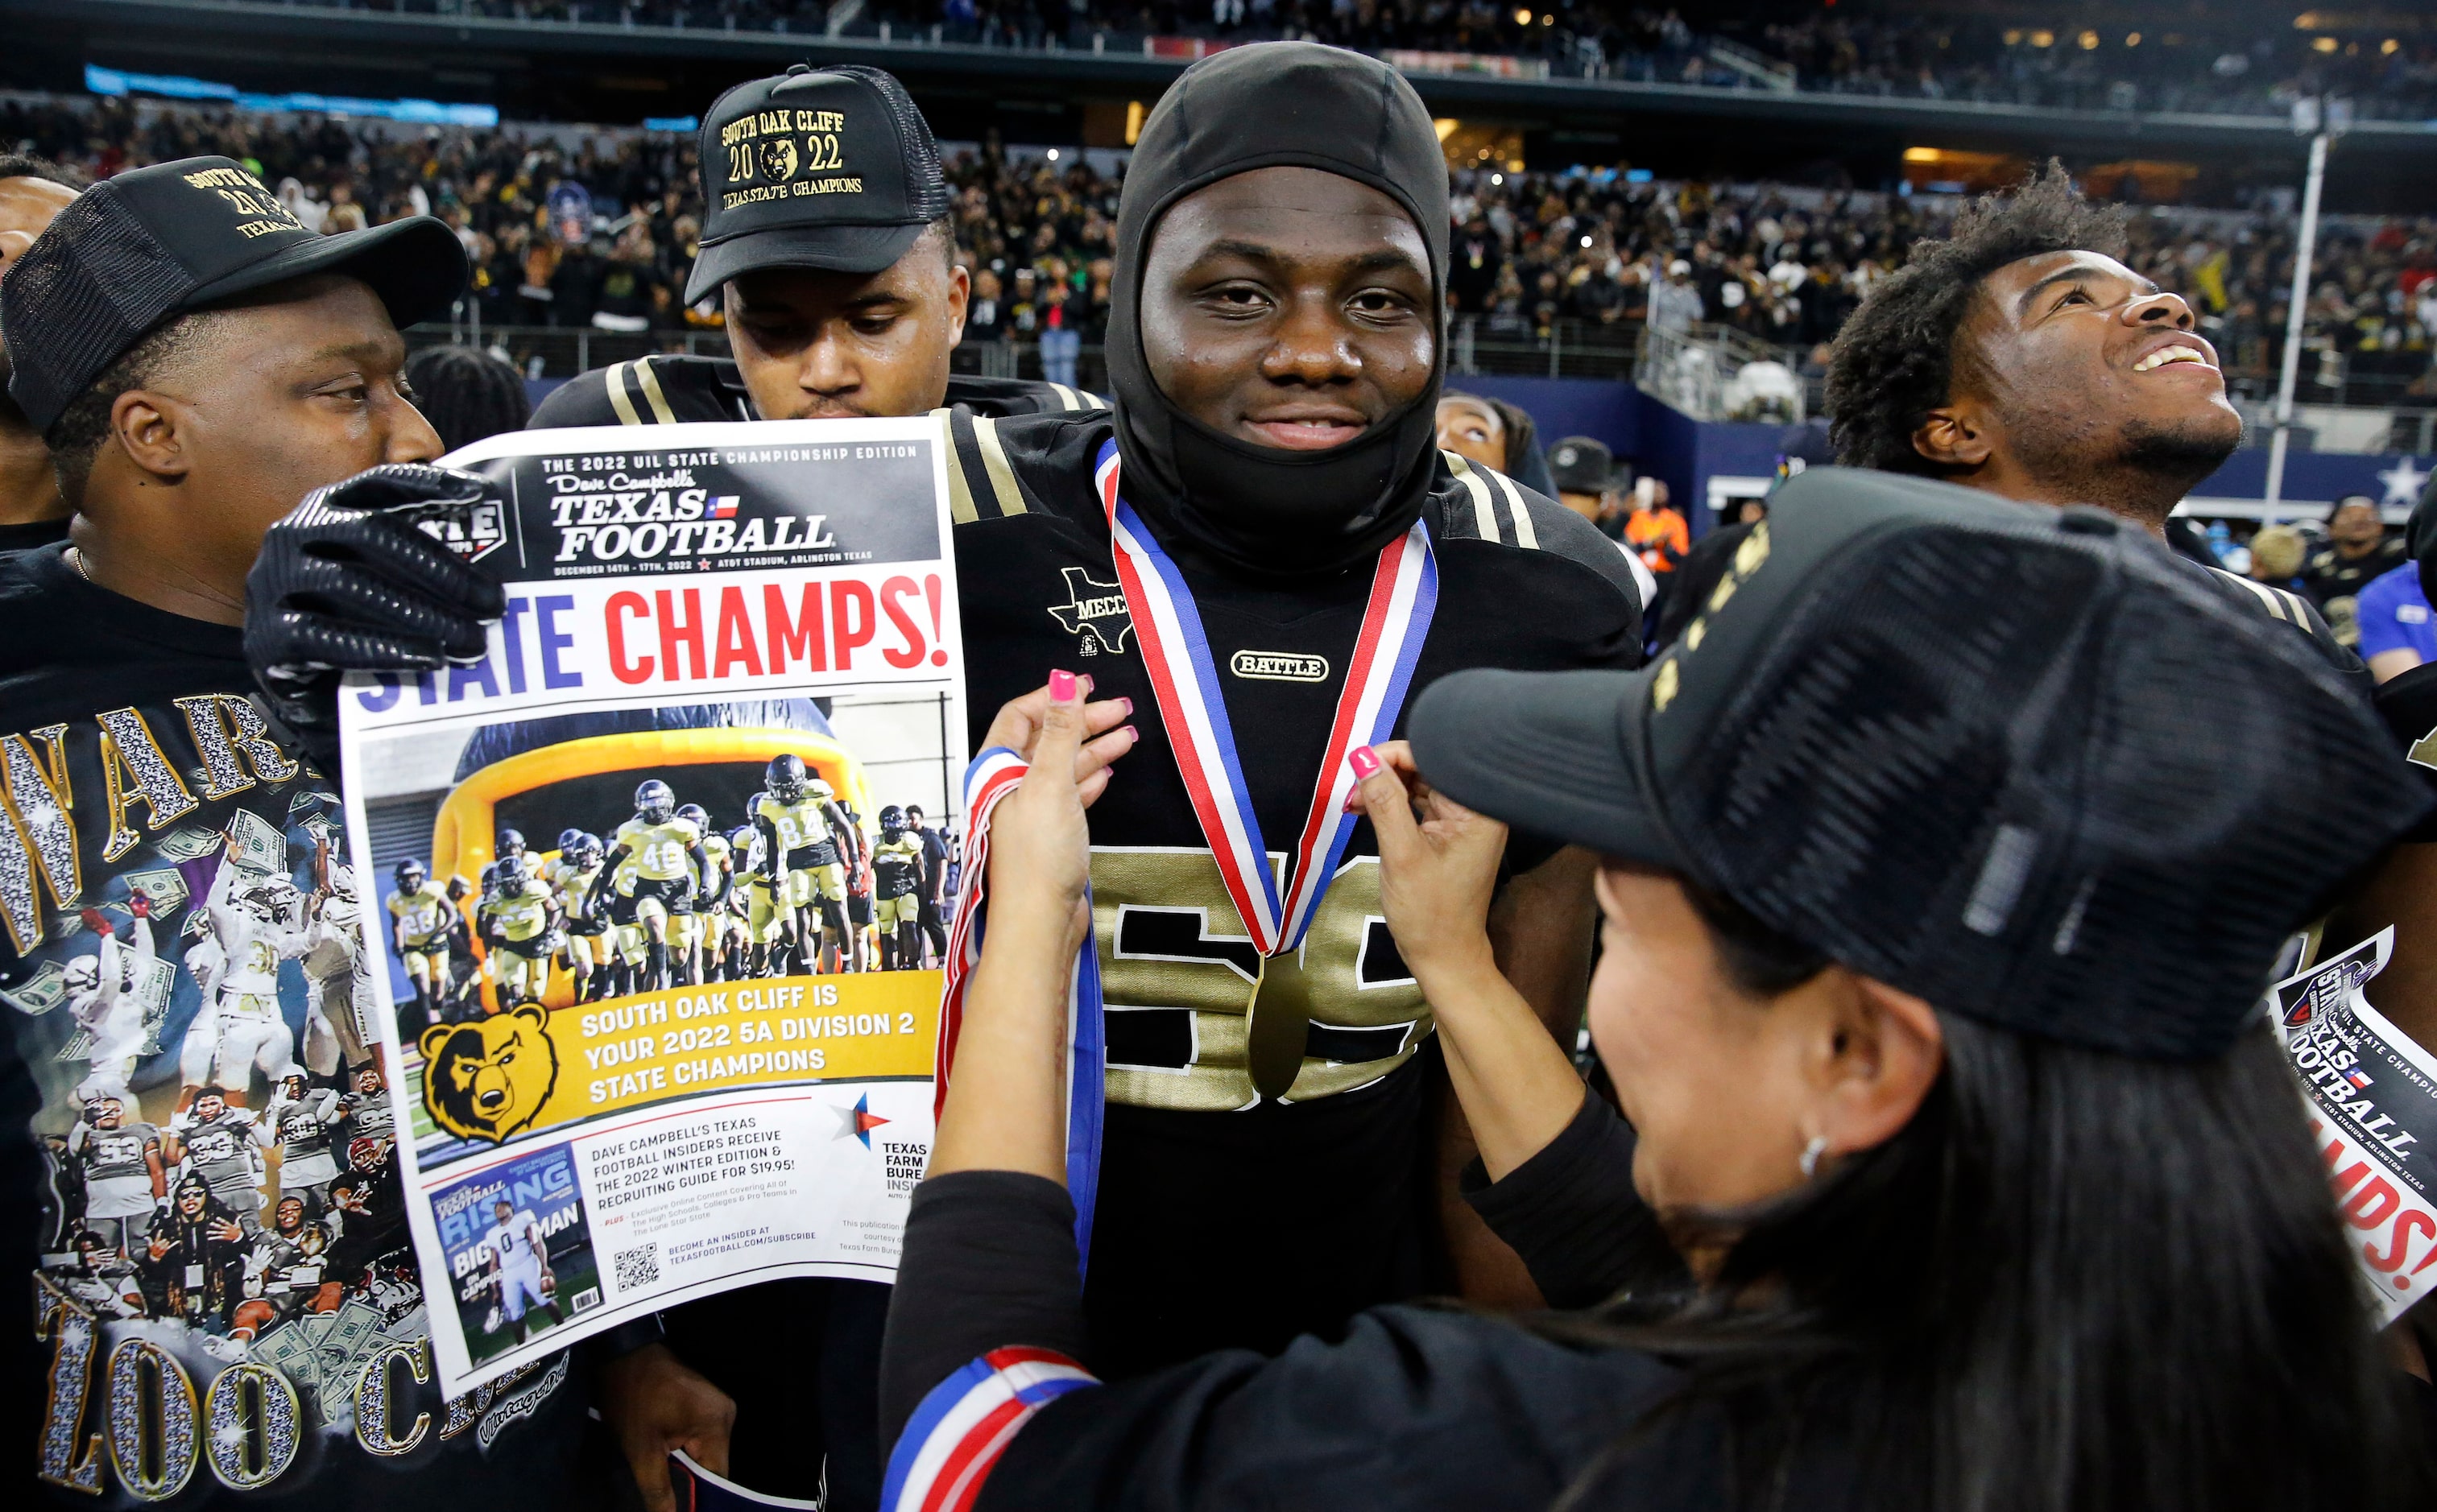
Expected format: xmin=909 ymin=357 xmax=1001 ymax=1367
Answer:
xmin=869 ymin=807 xmax=925 ymax=971
xmin=244 ymin=43 xmax=1646 ymax=1510
xmin=64 ymin=1094 xmax=165 ymax=1258
xmin=301 ymin=848 xmax=372 ymax=1078
xmin=336 ymin=1058 xmax=395 ymax=1149
xmin=387 ymin=857 xmax=456 ymax=1028
xmin=232 ymin=1193 xmax=333 ymax=1339
xmin=166 ymin=1086 xmax=266 ymax=1237
xmin=552 ymin=830 xmax=611 ymax=1002
xmin=591 ymin=780 xmax=712 ymax=994
xmin=752 ymin=755 xmax=860 ymax=974
xmin=602 ymin=828 xmax=651 ymax=1000
xmin=480 ymin=851 xmax=563 ymax=1007
xmin=481 ymin=1196 xmax=564 ymax=1345
xmin=62 ymin=898 xmax=155 ymax=1105
xmin=840 ymin=804 xmax=875 ymax=973
xmin=528 ymin=68 xmax=1095 ymax=448
xmin=181 ymin=858 xmax=312 ymax=1108
xmin=675 ymin=804 xmax=735 ymax=985
xmin=1823 ymin=162 xmax=2361 ymax=685
xmin=256 ymin=1068 xmax=343 ymax=1213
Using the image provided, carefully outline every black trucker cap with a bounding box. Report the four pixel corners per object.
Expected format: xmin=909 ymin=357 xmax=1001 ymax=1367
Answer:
xmin=1546 ymin=436 xmax=1616 ymax=495
xmin=0 ymin=155 xmax=465 ymax=435
xmin=1410 ymin=466 xmax=2430 ymax=1060
xmin=687 ymin=64 xmax=950 ymax=304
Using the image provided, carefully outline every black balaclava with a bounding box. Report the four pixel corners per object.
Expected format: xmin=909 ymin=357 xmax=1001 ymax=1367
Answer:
xmin=1108 ymin=43 xmax=1452 ymax=580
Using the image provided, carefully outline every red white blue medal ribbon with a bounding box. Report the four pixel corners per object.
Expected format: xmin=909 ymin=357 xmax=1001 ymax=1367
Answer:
xmin=933 ymin=748 xmax=1104 ymax=1267
xmin=882 ymin=1346 xmax=1099 ymax=1512
xmin=1095 ymin=440 xmax=1438 ymax=958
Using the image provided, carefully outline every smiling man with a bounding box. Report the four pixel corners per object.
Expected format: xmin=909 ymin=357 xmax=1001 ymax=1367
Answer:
xmin=524 ymin=65 xmax=1099 ymax=1512
xmin=932 ymin=41 xmax=1644 ymax=1375
xmin=532 ymin=65 xmax=1092 ymax=433
xmin=0 ymin=157 xmax=594 ymax=1510
xmin=244 ymin=41 xmax=1645 ymax=1392
xmin=1825 ymin=164 xmax=2360 ymax=681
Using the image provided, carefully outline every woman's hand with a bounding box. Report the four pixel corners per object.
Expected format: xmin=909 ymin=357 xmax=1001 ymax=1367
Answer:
xmin=1348 ymin=741 xmax=1581 ymax=1184
xmin=1348 ymin=741 xmax=1507 ymax=989
xmin=982 ymin=672 xmax=1136 ymax=952
xmin=981 ymin=673 xmax=1136 ymax=808
xmin=933 ymin=671 xmax=1133 ymax=1183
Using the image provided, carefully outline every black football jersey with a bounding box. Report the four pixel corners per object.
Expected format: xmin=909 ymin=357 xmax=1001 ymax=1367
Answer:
xmin=945 ymin=409 xmax=1643 ymax=1373
xmin=2376 ymin=660 xmax=2437 ymax=843
xmin=2195 ymin=560 xmax=2371 ymax=696
xmin=527 ymin=353 xmax=1100 ymax=430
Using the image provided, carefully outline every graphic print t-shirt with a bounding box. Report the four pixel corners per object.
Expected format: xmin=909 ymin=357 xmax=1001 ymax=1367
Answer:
xmin=0 ymin=547 xmax=583 ymax=1507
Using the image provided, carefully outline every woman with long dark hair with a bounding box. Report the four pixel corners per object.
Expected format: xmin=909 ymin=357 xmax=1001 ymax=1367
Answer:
xmin=879 ymin=467 xmax=2436 ymax=1512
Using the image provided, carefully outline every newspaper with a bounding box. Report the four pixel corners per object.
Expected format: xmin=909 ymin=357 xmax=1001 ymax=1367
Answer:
xmin=337 ymin=417 xmax=964 ymax=1394
xmin=2274 ymin=928 xmax=2437 ymax=1322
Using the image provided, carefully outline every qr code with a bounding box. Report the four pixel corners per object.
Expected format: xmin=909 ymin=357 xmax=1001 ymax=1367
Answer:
xmin=614 ymin=1245 xmax=659 ymax=1291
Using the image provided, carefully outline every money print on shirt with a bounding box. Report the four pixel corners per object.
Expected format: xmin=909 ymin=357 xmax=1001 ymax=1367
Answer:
xmin=0 ymin=696 xmax=563 ymax=1502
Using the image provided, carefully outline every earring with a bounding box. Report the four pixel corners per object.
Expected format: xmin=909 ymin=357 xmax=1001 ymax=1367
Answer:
xmin=1799 ymin=1134 xmax=1829 ymax=1180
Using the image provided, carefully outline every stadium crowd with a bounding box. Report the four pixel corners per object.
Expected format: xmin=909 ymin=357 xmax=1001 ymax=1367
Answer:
xmin=257 ymin=0 xmax=2437 ymax=119
xmin=8 ymin=88 xmax=2436 ymax=403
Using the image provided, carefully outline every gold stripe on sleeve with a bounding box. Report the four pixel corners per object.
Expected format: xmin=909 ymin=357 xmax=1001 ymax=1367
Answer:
xmin=602 ymin=361 xmax=643 ymax=426
xmin=1487 ymin=465 xmax=1538 ymax=550
xmin=934 ymin=409 xmax=980 ymax=525
xmin=631 ymin=356 xmax=679 ymax=424
xmin=1442 ymin=452 xmax=1501 ymax=542
xmin=972 ymin=415 xmax=1028 ymax=517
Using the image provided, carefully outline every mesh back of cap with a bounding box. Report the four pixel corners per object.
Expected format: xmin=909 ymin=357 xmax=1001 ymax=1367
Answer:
xmin=1682 ymin=528 xmax=2414 ymax=1057
xmin=829 ymin=65 xmax=947 ymax=219
xmin=2 ymin=187 xmax=189 ymax=434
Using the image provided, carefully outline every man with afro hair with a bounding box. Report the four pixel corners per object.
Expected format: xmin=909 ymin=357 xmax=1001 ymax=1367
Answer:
xmin=1825 ymin=163 xmax=2360 ymax=683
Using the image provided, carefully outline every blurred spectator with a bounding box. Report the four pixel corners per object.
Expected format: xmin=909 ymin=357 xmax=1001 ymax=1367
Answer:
xmin=2250 ymin=524 xmax=2308 ymax=589
xmin=1624 ymin=475 xmax=1689 ymax=577
xmin=1435 ymin=390 xmax=1555 ymax=497
xmin=592 ymin=225 xmax=668 ymax=333
xmin=967 ymin=268 xmax=1007 ymax=343
xmin=2305 ymin=494 xmax=2409 ymax=647
xmin=2353 ymin=560 xmax=2435 ymax=684
xmin=405 ymin=345 xmax=533 ymax=453
xmin=1545 ymin=436 xmax=1619 ymax=527
xmin=1039 ymin=286 xmax=1080 ymax=388
xmin=1647 ymin=258 xmax=1703 ymax=333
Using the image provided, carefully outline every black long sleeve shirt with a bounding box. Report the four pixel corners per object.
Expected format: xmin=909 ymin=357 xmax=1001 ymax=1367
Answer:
xmin=875 ymin=1095 xmax=1848 ymax=1511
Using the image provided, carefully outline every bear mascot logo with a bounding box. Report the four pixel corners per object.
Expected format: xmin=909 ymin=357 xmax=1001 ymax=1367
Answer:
xmin=419 ymin=1003 xmax=560 ymax=1142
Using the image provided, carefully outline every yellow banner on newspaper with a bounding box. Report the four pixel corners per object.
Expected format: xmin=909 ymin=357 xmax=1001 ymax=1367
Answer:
xmin=414 ymin=971 xmax=941 ymax=1144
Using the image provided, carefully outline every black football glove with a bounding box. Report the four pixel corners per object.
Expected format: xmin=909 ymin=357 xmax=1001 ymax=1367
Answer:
xmin=246 ymin=464 xmax=508 ymax=769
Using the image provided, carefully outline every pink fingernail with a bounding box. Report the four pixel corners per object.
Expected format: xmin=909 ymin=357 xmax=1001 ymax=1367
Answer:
xmin=1121 ymin=725 xmax=1138 ymax=741
xmin=1348 ymin=745 xmax=1381 ymax=779
xmin=1049 ymin=669 xmax=1077 ymax=701
xmin=1120 ymin=696 xmax=1135 ymax=714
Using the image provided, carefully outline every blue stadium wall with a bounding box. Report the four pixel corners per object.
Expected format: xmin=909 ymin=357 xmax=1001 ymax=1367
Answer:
xmin=1455 ymin=379 xmax=2437 ymax=530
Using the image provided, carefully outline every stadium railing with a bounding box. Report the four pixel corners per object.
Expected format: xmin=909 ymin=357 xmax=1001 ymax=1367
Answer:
xmin=404 ymin=317 xmax=1653 ymax=386
xmin=408 ymin=320 xmax=2427 ymax=445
